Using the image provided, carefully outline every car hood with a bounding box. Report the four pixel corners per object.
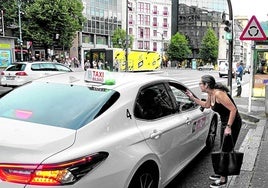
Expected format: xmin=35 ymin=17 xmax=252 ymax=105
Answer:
xmin=0 ymin=117 xmax=76 ymax=163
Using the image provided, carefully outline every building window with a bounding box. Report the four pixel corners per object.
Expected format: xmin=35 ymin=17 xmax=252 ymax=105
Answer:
xmin=163 ymin=18 xmax=168 ymax=27
xmin=163 ymin=7 xmax=168 ymax=16
xmin=138 ymin=14 xmax=144 ymax=25
xmin=153 ymin=5 xmax=158 ymax=14
xmin=153 ymin=17 xmax=158 ymax=27
xmin=144 ymin=41 xmax=150 ymax=50
xmin=138 ymin=41 xmax=143 ymax=49
xmin=129 ymin=14 xmax=133 ymax=25
xmin=145 ymin=15 xmax=150 ymax=26
xmin=153 ymin=30 xmax=157 ymax=37
xmin=138 ymin=2 xmax=144 ymax=13
xmin=138 ymin=27 xmax=144 ymax=38
xmin=163 ymin=31 xmax=168 ymax=37
xmin=153 ymin=42 xmax=157 ymax=51
xmin=145 ymin=3 xmax=150 ymax=14
xmin=129 ymin=28 xmax=133 ymax=35
xmin=145 ymin=28 xmax=150 ymax=39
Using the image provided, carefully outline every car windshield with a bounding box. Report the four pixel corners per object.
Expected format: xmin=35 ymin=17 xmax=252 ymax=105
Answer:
xmin=6 ymin=63 xmax=26 ymax=71
xmin=0 ymin=82 xmax=119 ymax=130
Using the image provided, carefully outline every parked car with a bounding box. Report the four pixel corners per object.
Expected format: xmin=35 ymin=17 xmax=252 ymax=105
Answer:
xmin=197 ymin=63 xmax=214 ymax=71
xmin=0 ymin=61 xmax=73 ymax=87
xmin=218 ymin=61 xmax=235 ymax=78
xmin=0 ymin=69 xmax=218 ymax=188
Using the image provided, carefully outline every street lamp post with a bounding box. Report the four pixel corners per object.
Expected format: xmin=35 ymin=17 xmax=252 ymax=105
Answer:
xmin=125 ymin=0 xmax=129 ymax=71
xmin=226 ymin=0 xmax=233 ymax=95
xmin=157 ymin=32 xmax=164 ymax=68
xmin=161 ymin=33 xmax=164 ymax=68
xmin=18 ymin=0 xmax=23 ymax=61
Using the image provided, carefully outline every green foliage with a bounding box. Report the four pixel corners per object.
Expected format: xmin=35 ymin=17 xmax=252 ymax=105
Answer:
xmin=24 ymin=0 xmax=86 ymax=48
xmin=0 ymin=0 xmax=19 ymax=30
xmin=0 ymin=0 xmax=86 ymax=49
xmin=199 ymin=28 xmax=219 ymax=65
xmin=166 ymin=32 xmax=192 ymax=62
xmin=111 ymin=28 xmax=133 ymax=49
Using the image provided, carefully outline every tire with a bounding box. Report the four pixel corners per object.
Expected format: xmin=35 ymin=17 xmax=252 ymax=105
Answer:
xmin=205 ymin=116 xmax=218 ymax=150
xmin=128 ymin=166 xmax=159 ymax=188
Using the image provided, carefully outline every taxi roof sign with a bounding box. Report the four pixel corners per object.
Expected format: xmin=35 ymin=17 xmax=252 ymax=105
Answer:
xmin=84 ymin=69 xmax=115 ymax=85
xmin=240 ymin=15 xmax=267 ymax=41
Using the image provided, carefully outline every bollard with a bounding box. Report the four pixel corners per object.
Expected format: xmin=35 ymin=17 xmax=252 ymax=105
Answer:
xmin=265 ymin=83 xmax=268 ymax=117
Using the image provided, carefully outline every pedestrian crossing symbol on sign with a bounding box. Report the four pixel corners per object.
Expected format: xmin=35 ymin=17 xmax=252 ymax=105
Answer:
xmin=240 ymin=15 xmax=267 ymax=41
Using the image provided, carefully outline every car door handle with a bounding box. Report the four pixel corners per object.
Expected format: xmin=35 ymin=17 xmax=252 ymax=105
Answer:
xmin=150 ymin=130 xmax=162 ymax=139
xmin=186 ymin=117 xmax=191 ymax=125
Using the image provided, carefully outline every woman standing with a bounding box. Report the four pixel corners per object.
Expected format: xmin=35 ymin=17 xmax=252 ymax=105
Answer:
xmin=186 ymin=75 xmax=242 ymax=188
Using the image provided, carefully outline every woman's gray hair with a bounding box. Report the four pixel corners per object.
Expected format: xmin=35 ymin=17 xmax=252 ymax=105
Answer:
xmin=201 ymin=75 xmax=229 ymax=93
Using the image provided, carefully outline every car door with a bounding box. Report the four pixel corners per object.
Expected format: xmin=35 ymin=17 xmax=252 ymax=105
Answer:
xmin=134 ymin=83 xmax=193 ymax=183
xmin=167 ymin=82 xmax=210 ymax=156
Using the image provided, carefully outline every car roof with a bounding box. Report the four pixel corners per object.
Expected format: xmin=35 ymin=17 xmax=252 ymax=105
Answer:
xmin=14 ymin=61 xmax=59 ymax=64
xmin=34 ymin=70 xmax=177 ymax=91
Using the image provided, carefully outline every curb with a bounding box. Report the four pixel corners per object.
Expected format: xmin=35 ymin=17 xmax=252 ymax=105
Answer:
xmin=227 ymin=119 xmax=266 ymax=188
xmin=239 ymin=111 xmax=260 ymax=123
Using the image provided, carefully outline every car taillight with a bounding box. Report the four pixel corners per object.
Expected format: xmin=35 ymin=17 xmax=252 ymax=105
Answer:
xmin=0 ymin=72 xmax=4 ymax=76
xmin=0 ymin=152 xmax=108 ymax=186
xmin=15 ymin=72 xmax=28 ymax=76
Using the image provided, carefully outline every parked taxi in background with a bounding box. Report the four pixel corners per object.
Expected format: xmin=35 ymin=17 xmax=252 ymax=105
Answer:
xmin=0 ymin=61 xmax=72 ymax=87
xmin=0 ymin=69 xmax=219 ymax=188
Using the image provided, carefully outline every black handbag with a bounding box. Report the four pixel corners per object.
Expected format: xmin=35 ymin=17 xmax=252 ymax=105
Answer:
xmin=211 ymin=135 xmax=244 ymax=176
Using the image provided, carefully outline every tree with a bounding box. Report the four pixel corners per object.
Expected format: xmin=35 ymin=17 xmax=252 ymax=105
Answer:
xmin=199 ymin=28 xmax=219 ymax=65
xmin=0 ymin=0 xmax=86 ymax=56
xmin=0 ymin=0 xmax=21 ymax=36
xmin=111 ymin=28 xmax=133 ymax=49
xmin=24 ymin=0 xmax=86 ymax=52
xmin=166 ymin=32 xmax=192 ymax=63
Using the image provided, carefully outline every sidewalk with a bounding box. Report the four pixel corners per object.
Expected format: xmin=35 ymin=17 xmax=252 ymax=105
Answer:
xmin=227 ymin=83 xmax=267 ymax=188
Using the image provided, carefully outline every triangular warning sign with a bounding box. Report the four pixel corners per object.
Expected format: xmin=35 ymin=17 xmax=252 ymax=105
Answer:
xmin=240 ymin=15 xmax=267 ymax=41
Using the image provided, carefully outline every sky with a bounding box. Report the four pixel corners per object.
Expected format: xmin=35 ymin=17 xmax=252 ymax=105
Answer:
xmin=232 ymin=0 xmax=268 ymax=22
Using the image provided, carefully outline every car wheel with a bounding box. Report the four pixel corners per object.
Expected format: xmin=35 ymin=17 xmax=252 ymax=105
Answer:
xmin=128 ymin=164 xmax=159 ymax=188
xmin=205 ymin=116 xmax=218 ymax=150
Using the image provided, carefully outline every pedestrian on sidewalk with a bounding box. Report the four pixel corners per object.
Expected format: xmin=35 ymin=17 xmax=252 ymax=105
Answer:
xmin=186 ymin=75 xmax=242 ymax=188
xmin=235 ymin=62 xmax=243 ymax=97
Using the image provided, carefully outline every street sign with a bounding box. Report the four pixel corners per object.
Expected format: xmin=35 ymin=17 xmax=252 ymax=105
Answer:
xmin=240 ymin=15 xmax=267 ymax=40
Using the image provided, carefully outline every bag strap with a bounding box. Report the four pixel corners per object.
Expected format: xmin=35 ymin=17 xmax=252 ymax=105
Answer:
xmin=220 ymin=134 xmax=235 ymax=152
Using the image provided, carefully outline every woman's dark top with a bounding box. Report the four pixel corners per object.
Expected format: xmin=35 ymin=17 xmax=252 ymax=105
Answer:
xmin=211 ymin=93 xmax=242 ymax=152
xmin=211 ymin=94 xmax=241 ymax=126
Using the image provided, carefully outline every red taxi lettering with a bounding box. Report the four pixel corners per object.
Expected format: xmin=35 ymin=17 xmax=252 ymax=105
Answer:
xmin=92 ymin=70 xmax=105 ymax=82
xmin=192 ymin=116 xmax=207 ymax=133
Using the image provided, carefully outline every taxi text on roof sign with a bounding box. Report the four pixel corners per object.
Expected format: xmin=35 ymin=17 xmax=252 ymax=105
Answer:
xmin=84 ymin=69 xmax=115 ymax=85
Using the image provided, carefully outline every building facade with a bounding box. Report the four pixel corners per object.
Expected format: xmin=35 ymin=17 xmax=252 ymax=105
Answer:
xmin=127 ymin=0 xmax=172 ymax=53
xmin=72 ymin=0 xmax=172 ymax=68
xmin=172 ymin=0 xmax=228 ymax=65
xmin=70 ymin=0 xmax=124 ymax=65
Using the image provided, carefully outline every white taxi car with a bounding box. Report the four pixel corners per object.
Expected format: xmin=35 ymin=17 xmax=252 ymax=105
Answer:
xmin=0 ymin=69 xmax=218 ymax=188
xmin=0 ymin=61 xmax=72 ymax=87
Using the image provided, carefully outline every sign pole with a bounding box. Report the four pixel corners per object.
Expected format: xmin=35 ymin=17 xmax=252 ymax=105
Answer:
xmin=248 ymin=44 xmax=255 ymax=112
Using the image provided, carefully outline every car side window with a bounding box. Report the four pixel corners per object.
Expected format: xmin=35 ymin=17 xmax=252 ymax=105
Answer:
xmin=54 ymin=64 xmax=72 ymax=72
xmin=31 ymin=63 xmax=57 ymax=71
xmin=168 ymin=82 xmax=196 ymax=112
xmin=135 ymin=84 xmax=174 ymax=120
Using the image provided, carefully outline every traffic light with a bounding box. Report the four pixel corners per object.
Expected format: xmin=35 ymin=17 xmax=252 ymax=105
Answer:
xmin=224 ymin=20 xmax=232 ymax=33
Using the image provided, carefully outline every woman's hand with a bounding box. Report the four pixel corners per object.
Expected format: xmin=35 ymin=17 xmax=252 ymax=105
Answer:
xmin=224 ymin=126 xmax=232 ymax=135
xmin=185 ymin=90 xmax=194 ymax=100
